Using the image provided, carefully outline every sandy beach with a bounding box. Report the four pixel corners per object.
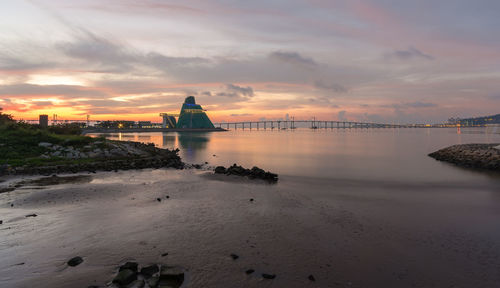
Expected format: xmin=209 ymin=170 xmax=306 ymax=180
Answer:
xmin=1 ymin=167 xmax=500 ymax=287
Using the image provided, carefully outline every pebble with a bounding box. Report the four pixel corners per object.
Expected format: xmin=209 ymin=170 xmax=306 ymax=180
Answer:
xmin=161 ymin=253 xmax=169 ymax=257
xmin=308 ymin=274 xmax=316 ymax=281
xmin=245 ymin=269 xmax=255 ymax=274
xmin=67 ymin=256 xmax=83 ymax=267
xmin=230 ymin=253 xmax=239 ymax=260
xmin=156 ymin=198 xmax=161 ymax=202
xmin=262 ymin=273 xmax=276 ymax=279
xmin=25 ymin=214 xmax=37 ymax=218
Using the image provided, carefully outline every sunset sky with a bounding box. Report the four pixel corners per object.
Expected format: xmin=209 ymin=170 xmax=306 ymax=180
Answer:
xmin=1 ymin=0 xmax=499 ymax=123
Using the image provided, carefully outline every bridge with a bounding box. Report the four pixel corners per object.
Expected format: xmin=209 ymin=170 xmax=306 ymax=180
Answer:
xmin=212 ymin=120 xmax=443 ymax=130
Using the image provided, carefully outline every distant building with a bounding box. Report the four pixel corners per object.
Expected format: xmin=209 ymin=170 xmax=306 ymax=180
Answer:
xmin=39 ymin=114 xmax=49 ymax=128
xmin=176 ymin=96 xmax=215 ymax=129
xmin=138 ymin=121 xmax=153 ymax=128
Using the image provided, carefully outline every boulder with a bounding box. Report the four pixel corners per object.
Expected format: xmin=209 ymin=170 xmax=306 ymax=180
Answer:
xmin=113 ymin=269 xmax=137 ymax=286
xmin=38 ymin=142 xmax=53 ymax=148
xmin=214 ymin=166 xmax=226 ymax=174
xmin=140 ymin=264 xmax=159 ymax=278
xmin=160 ymin=266 xmax=184 ymax=288
xmin=119 ymin=261 xmax=139 ymax=272
xmin=126 ymin=279 xmax=145 ymax=288
xmin=147 ymin=276 xmax=160 ymax=288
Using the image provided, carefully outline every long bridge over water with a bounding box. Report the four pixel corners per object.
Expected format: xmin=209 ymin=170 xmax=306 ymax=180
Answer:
xmin=213 ymin=120 xmax=450 ymax=130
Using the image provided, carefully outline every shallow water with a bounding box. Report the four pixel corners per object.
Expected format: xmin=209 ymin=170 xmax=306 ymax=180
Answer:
xmin=1 ymin=128 xmax=500 ymax=287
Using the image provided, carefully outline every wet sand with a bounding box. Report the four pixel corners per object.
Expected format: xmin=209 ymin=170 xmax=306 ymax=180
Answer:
xmin=1 ymin=169 xmax=500 ymax=287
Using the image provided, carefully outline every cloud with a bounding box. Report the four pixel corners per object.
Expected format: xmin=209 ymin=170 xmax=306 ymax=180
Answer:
xmin=269 ymin=51 xmax=318 ymax=69
xmin=230 ymin=113 xmax=253 ymax=116
xmin=314 ymin=80 xmax=347 ymax=93
xmin=383 ymin=101 xmax=438 ymax=110
xmin=385 ymin=47 xmax=434 ymax=61
xmin=215 ymin=84 xmax=254 ymax=98
xmin=0 ymin=84 xmax=108 ymax=98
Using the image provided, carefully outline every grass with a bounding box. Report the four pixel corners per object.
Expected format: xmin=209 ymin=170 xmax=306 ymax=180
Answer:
xmin=0 ymin=121 xmax=102 ymax=167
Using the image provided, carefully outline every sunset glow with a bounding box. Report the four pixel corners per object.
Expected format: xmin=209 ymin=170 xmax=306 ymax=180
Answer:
xmin=1 ymin=0 xmax=499 ymax=123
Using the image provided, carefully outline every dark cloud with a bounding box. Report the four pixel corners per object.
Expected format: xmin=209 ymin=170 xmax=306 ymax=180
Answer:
xmin=0 ymin=56 xmax=55 ymax=71
xmin=314 ymin=80 xmax=347 ymax=93
xmin=269 ymin=51 xmax=318 ymax=69
xmin=226 ymin=84 xmax=254 ymax=97
xmin=215 ymin=84 xmax=254 ymax=98
xmin=385 ymin=47 xmax=434 ymax=61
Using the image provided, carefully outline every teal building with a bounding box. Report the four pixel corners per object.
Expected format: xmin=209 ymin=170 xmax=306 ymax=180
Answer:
xmin=176 ymin=96 xmax=215 ymax=129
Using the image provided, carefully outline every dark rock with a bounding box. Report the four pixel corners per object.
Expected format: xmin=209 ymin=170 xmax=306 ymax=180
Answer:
xmin=119 ymin=261 xmax=139 ymax=272
xmin=262 ymin=273 xmax=276 ymax=279
xmin=193 ymin=164 xmax=202 ymax=169
xmin=15 ymin=262 xmax=25 ymax=265
xmin=140 ymin=264 xmax=159 ymax=278
xmin=230 ymin=253 xmax=239 ymax=260
xmin=165 ymin=195 xmax=170 ymax=199
xmin=126 ymin=279 xmax=145 ymax=288
xmin=157 ymin=198 xmax=161 ymax=202
xmin=205 ymin=162 xmax=208 ymax=164
xmin=249 ymin=198 xmax=254 ymax=202
xmin=25 ymin=214 xmax=37 ymax=218
xmin=161 ymin=252 xmax=168 ymax=257
xmin=308 ymin=274 xmax=316 ymax=281
xmin=0 ymin=220 xmax=2 ymax=224
xmin=214 ymin=166 xmax=226 ymax=174
xmin=245 ymin=269 xmax=255 ymax=274
xmin=10 ymin=204 xmax=13 ymax=207
xmin=160 ymin=266 xmax=184 ymax=288
xmin=113 ymin=269 xmax=137 ymax=286
xmin=215 ymin=164 xmax=278 ymax=182
xmin=67 ymin=256 xmax=83 ymax=267
xmin=148 ymin=276 xmax=160 ymax=288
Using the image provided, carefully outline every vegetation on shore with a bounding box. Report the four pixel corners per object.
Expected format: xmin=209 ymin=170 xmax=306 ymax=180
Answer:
xmin=0 ymin=111 xmax=183 ymax=175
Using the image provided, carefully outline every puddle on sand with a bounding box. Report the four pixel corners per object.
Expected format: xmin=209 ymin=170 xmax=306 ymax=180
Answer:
xmin=0 ymin=175 xmax=92 ymax=193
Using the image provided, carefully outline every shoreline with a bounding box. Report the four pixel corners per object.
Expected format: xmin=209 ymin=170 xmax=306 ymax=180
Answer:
xmin=428 ymin=143 xmax=500 ymax=171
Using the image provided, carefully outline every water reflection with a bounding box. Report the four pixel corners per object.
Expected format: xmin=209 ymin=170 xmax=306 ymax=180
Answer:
xmin=88 ymin=128 xmax=500 ymax=182
xmin=177 ymin=133 xmax=210 ymax=162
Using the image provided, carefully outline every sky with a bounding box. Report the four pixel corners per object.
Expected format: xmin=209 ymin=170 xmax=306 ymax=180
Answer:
xmin=1 ymin=0 xmax=499 ymax=124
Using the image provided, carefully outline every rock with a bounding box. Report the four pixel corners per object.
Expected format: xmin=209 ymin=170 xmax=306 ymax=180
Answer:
xmin=140 ymin=264 xmax=159 ymax=278
xmin=193 ymin=164 xmax=202 ymax=169
xmin=67 ymin=256 xmax=83 ymax=267
xmin=249 ymin=198 xmax=254 ymax=202
xmin=157 ymin=198 xmax=162 ymax=202
xmin=262 ymin=273 xmax=276 ymax=279
xmin=308 ymin=275 xmax=316 ymax=281
xmin=165 ymin=195 xmax=170 ymax=199
xmin=126 ymin=279 xmax=145 ymax=288
xmin=119 ymin=262 xmax=139 ymax=272
xmin=245 ymin=269 xmax=255 ymax=274
xmin=214 ymin=166 xmax=226 ymax=174
xmin=25 ymin=214 xmax=37 ymax=218
xmin=148 ymin=276 xmax=160 ymax=288
xmin=113 ymin=269 xmax=137 ymax=286
xmin=160 ymin=266 xmax=184 ymax=288
xmin=38 ymin=142 xmax=53 ymax=148
xmin=0 ymin=220 xmax=2 ymax=224
xmin=230 ymin=253 xmax=239 ymax=260
xmin=161 ymin=252 xmax=168 ymax=257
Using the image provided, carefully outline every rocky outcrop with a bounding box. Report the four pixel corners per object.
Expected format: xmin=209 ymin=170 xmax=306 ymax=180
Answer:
xmin=428 ymin=144 xmax=500 ymax=171
xmin=214 ymin=164 xmax=278 ymax=182
xmin=1 ymin=140 xmax=184 ymax=176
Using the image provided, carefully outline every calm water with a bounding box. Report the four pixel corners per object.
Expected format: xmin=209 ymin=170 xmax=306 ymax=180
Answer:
xmin=94 ymin=127 xmax=500 ymax=183
xmin=2 ymin=128 xmax=500 ymax=287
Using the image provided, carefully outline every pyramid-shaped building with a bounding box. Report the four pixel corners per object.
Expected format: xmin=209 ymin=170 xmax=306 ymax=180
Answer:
xmin=176 ymin=96 xmax=215 ymax=129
